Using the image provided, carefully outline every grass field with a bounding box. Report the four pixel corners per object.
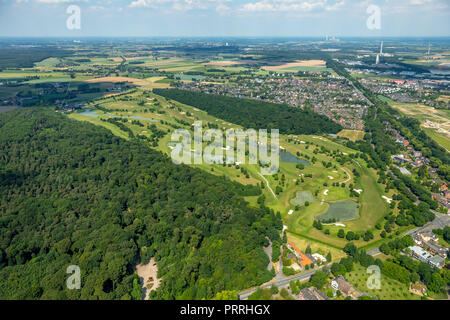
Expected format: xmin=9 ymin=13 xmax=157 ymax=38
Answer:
xmin=345 ymin=264 xmax=420 ymax=300
xmin=422 ymin=127 xmax=450 ymax=151
xmin=384 ymin=99 xmax=450 ymax=156
xmin=345 ymin=161 xmax=388 ymax=231
xmin=337 ymin=129 xmax=365 ymax=142
xmin=287 ymin=233 xmax=346 ymax=262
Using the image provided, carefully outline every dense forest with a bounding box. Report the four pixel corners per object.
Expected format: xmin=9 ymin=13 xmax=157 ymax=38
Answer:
xmin=0 ymin=108 xmax=282 ymax=299
xmin=0 ymin=47 xmax=69 ymax=69
xmin=153 ymin=88 xmax=342 ymax=135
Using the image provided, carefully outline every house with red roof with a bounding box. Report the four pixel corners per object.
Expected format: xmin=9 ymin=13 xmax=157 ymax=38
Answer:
xmin=287 ymin=242 xmax=313 ymax=267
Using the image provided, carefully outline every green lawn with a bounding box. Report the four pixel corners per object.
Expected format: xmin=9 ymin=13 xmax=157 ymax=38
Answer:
xmin=422 ymin=127 xmax=450 ymax=151
xmin=346 ymin=161 xmax=388 ymax=231
xmin=345 ymin=264 xmax=420 ymax=300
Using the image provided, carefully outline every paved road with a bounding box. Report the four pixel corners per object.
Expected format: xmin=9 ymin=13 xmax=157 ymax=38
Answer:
xmin=406 ymin=211 xmax=450 ymax=237
xmin=238 ymin=265 xmax=328 ymax=300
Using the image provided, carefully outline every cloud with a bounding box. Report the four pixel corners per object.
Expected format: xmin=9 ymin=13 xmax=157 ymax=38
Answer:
xmin=129 ymin=0 xmax=149 ymax=7
xmin=88 ymin=5 xmax=105 ymax=10
xmin=34 ymin=0 xmax=85 ymax=3
xmin=240 ymin=0 xmax=339 ymax=12
xmin=409 ymin=0 xmax=433 ymax=5
xmin=215 ymin=2 xmax=230 ymax=13
xmin=128 ymin=0 xmax=224 ymax=10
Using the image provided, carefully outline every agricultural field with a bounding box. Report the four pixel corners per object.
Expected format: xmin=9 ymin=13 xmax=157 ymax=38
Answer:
xmin=262 ymin=60 xmax=330 ymax=72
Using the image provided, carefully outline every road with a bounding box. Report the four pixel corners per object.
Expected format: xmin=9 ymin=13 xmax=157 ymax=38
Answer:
xmin=406 ymin=211 xmax=450 ymax=237
xmin=238 ymin=265 xmax=328 ymax=300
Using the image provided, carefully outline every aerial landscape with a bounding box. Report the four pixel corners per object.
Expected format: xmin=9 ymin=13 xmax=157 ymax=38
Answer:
xmin=0 ymin=0 xmax=449 ymax=308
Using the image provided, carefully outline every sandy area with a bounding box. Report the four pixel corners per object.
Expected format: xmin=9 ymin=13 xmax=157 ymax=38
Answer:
xmin=263 ymin=60 xmax=326 ymax=71
xmin=136 ymin=258 xmax=160 ymax=300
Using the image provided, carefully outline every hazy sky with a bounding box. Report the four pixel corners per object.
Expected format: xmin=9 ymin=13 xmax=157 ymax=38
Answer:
xmin=0 ymin=0 xmax=449 ymax=37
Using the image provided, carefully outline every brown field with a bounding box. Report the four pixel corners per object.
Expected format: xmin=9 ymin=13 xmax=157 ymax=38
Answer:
xmin=85 ymin=76 xmax=149 ymax=86
xmin=147 ymin=58 xmax=183 ymax=66
xmin=85 ymin=76 xmax=170 ymax=89
xmin=438 ymin=95 xmax=450 ymax=102
xmin=124 ymin=56 xmax=152 ymax=61
xmin=205 ymin=60 xmax=242 ymax=67
xmin=0 ymin=106 xmax=18 ymax=113
xmin=200 ymin=81 xmax=224 ymax=85
xmin=337 ymin=129 xmax=366 ymax=142
xmin=262 ymin=60 xmax=326 ymax=71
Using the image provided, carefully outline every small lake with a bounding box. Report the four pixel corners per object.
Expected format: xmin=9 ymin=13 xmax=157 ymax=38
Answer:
xmin=280 ymin=151 xmax=310 ymax=165
xmin=316 ymin=200 xmax=358 ymax=222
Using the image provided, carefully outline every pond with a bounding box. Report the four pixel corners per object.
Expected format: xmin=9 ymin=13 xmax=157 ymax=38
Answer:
xmin=316 ymin=200 xmax=358 ymax=222
xmin=280 ymin=151 xmax=310 ymax=165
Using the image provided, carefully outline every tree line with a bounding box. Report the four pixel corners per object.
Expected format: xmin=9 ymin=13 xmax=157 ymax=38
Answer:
xmin=153 ymin=88 xmax=342 ymax=135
